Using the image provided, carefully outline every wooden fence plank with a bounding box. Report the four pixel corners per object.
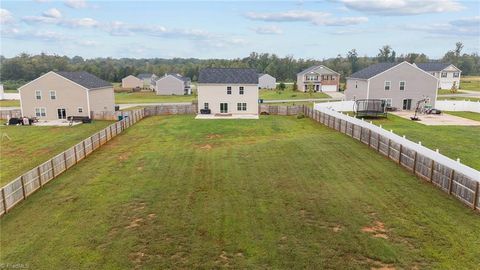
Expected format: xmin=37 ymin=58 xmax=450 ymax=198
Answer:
xmin=1 ymin=189 xmax=8 ymax=213
xmin=473 ymin=182 xmax=479 ymax=210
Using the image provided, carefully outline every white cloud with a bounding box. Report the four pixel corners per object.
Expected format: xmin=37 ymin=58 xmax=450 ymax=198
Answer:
xmin=33 ymin=30 xmax=68 ymax=41
xmin=252 ymin=25 xmax=283 ymax=35
xmin=0 ymin=9 xmax=14 ymax=24
xmin=245 ymin=10 xmax=368 ymax=26
xmin=405 ymin=17 xmax=479 ymax=37
xmin=338 ymin=0 xmax=464 ymax=15
xmin=42 ymin=8 xmax=62 ymax=19
xmin=76 ymin=40 xmax=98 ymax=46
xmin=22 ymin=15 xmax=98 ymax=28
xmin=65 ymin=17 xmax=98 ymax=27
xmin=64 ymin=0 xmax=87 ymax=9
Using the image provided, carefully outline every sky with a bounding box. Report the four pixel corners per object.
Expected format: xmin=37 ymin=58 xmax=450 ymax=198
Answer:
xmin=1 ymin=0 xmax=479 ymax=60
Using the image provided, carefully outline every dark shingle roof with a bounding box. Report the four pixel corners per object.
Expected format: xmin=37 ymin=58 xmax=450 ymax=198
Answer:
xmin=166 ymin=73 xmax=190 ymax=82
xmin=55 ymin=71 xmax=111 ymax=89
xmin=298 ymin=65 xmax=340 ymax=75
xmin=198 ymin=68 xmax=258 ymax=84
xmin=415 ymin=62 xmax=451 ymax=72
xmin=137 ymin=73 xmax=155 ymax=79
xmin=349 ymin=62 xmax=401 ymax=79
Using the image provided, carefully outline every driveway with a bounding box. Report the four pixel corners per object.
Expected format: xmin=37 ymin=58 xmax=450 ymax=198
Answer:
xmin=391 ymin=111 xmax=480 ymax=126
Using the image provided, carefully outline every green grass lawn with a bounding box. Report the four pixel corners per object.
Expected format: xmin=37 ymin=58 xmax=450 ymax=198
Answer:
xmin=437 ymin=97 xmax=480 ymax=102
xmin=437 ymin=89 xmax=465 ymax=95
xmin=0 ymin=100 xmax=20 ymax=107
xmin=0 ymin=121 xmax=113 ymax=185
xmin=115 ymin=92 xmax=195 ymax=104
xmin=371 ymin=114 xmax=480 ymax=170
xmin=1 ymin=116 xmax=478 ymax=269
xmin=460 ymin=76 xmax=480 ymax=91
xmin=445 ymin=111 xmax=480 ymax=121
xmin=260 ymin=88 xmax=330 ymax=100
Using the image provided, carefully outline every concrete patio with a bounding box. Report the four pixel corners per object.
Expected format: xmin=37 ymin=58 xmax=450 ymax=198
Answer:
xmin=391 ymin=111 xmax=480 ymax=126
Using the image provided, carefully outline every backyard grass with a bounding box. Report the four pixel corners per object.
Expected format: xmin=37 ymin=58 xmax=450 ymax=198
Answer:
xmin=1 ymin=116 xmax=479 ymax=269
xmin=260 ymin=88 xmax=330 ymax=100
xmin=115 ymin=92 xmax=195 ymax=104
xmin=0 ymin=100 xmax=20 ymax=107
xmin=371 ymin=113 xmax=480 ymax=170
xmin=460 ymin=76 xmax=480 ymax=91
xmin=437 ymin=96 xmax=480 ymax=102
xmin=0 ymin=121 xmax=113 ymax=185
xmin=437 ymin=89 xmax=465 ymax=95
xmin=445 ymin=111 xmax=480 ymax=122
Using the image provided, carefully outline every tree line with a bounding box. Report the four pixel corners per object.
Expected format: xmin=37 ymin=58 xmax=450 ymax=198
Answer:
xmin=1 ymin=42 xmax=478 ymax=90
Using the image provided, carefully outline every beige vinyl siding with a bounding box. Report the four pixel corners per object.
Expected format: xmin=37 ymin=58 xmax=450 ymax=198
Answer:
xmin=345 ymin=79 xmax=368 ymax=101
xmin=258 ymin=74 xmax=276 ymax=89
xmin=121 ymin=75 xmax=142 ymax=88
xmin=197 ymin=84 xmax=258 ymax=115
xmin=19 ymin=72 xmax=89 ymax=120
xmin=88 ymin=87 xmax=115 ymax=113
xmin=155 ymin=76 xmax=185 ymax=95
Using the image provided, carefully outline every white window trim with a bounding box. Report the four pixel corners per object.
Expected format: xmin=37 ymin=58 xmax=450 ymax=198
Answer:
xmin=203 ymin=103 xmax=209 ymax=110
xmin=399 ymin=81 xmax=406 ymax=91
xmin=227 ymin=86 xmax=232 ymax=94
xmin=78 ymin=107 xmax=84 ymax=113
xmin=239 ymin=86 xmax=244 ymax=95
xmin=382 ymin=98 xmax=392 ymax=107
xmin=441 ymin=72 xmax=447 ymax=78
xmin=35 ymin=90 xmax=42 ymax=100
xmin=35 ymin=107 xmax=47 ymax=117
xmin=384 ymin=81 xmax=391 ymax=91
xmin=49 ymin=90 xmax=56 ymax=100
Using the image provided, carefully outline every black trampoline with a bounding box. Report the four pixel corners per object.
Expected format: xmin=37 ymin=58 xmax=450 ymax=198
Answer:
xmin=354 ymin=99 xmax=387 ymax=118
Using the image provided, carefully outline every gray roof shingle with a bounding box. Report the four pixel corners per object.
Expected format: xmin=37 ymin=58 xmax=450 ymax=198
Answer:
xmin=297 ymin=65 xmax=339 ymax=75
xmin=166 ymin=73 xmax=190 ymax=82
xmin=55 ymin=71 xmax=111 ymax=89
xmin=415 ymin=62 xmax=451 ymax=72
xmin=198 ymin=68 xmax=258 ymax=84
xmin=349 ymin=62 xmax=400 ymax=79
xmin=137 ymin=73 xmax=155 ymax=79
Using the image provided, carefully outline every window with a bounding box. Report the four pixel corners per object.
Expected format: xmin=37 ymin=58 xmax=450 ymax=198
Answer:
xmin=49 ymin=90 xmax=56 ymax=100
xmin=203 ymin=103 xmax=209 ymax=110
xmin=382 ymin=98 xmax=392 ymax=107
xmin=431 ymin=72 xmax=435 ymax=76
xmin=78 ymin=107 xmax=83 ymax=113
xmin=237 ymin=102 xmax=247 ymax=111
xmin=332 ymin=76 xmax=336 ymax=80
xmin=227 ymin=86 xmax=232 ymax=94
xmin=399 ymin=81 xmax=406 ymax=91
xmin=35 ymin=107 xmax=46 ymax=117
xmin=453 ymin=72 xmax=459 ymax=78
xmin=384 ymin=81 xmax=391 ymax=91
xmin=355 ymin=81 xmax=358 ymax=88
xmin=35 ymin=90 xmax=42 ymax=100
xmin=441 ymin=72 xmax=447 ymax=78
xmin=306 ymin=75 xmax=318 ymax=81
xmin=239 ymin=86 xmax=244 ymax=95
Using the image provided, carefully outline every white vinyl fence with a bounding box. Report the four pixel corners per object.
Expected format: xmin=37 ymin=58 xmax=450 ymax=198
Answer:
xmin=306 ymin=105 xmax=480 ymax=212
xmin=0 ymin=109 xmax=146 ymax=216
xmin=435 ymin=100 xmax=480 ymax=113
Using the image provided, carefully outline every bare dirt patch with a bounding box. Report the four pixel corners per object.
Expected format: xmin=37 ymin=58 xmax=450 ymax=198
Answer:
xmin=362 ymin=221 xmax=389 ymax=239
xmin=206 ymin=134 xmax=222 ymax=139
xmin=199 ymin=144 xmax=212 ymax=150
xmin=366 ymin=258 xmax=396 ymax=270
xmin=332 ymin=224 xmax=342 ymax=233
xmin=126 ymin=218 xmax=144 ymax=229
xmin=118 ymin=152 xmax=131 ymax=161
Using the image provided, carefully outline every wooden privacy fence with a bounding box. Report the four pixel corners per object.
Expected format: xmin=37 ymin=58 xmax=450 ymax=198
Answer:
xmin=258 ymin=104 xmax=303 ymax=115
xmin=0 ymin=108 xmax=146 ymax=216
xmin=0 ymin=109 xmax=22 ymax=119
xmin=305 ymin=106 xmax=480 ymax=212
xmin=144 ymin=104 xmax=197 ymax=115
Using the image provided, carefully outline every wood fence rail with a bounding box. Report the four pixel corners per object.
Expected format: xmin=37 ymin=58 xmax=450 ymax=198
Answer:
xmin=0 ymin=108 xmax=146 ymax=216
xmin=304 ymin=106 xmax=480 ymax=212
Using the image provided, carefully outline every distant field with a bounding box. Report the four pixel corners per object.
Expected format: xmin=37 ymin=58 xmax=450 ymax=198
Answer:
xmin=0 ymin=100 xmax=20 ymax=107
xmin=0 ymin=121 xmax=113 ymax=185
xmin=1 ymin=116 xmax=479 ymax=269
xmin=371 ymin=113 xmax=480 ymax=170
xmin=460 ymin=76 xmax=480 ymax=91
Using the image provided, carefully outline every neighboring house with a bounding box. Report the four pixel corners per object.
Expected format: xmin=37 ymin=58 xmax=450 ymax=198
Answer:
xmin=137 ymin=73 xmax=158 ymax=89
xmin=155 ymin=73 xmax=191 ymax=95
xmin=19 ymin=71 xmax=115 ymax=120
xmin=121 ymin=75 xmax=143 ymax=89
xmin=197 ymin=68 xmax=259 ymax=116
xmin=258 ymin=73 xmax=276 ymax=89
xmin=344 ymin=61 xmax=438 ymax=110
xmin=296 ymin=65 xmax=340 ymax=92
xmin=414 ymin=63 xmax=461 ymax=89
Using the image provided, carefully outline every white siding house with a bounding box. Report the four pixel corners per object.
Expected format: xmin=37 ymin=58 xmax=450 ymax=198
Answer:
xmin=258 ymin=73 xmax=276 ymax=89
xmin=415 ymin=63 xmax=461 ymax=89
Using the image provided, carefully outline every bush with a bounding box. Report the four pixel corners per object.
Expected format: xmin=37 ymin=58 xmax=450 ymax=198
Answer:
xmin=2 ymin=80 xmax=27 ymax=90
xmin=296 ymin=112 xmax=305 ymax=119
xmin=277 ymin=82 xmax=286 ymax=91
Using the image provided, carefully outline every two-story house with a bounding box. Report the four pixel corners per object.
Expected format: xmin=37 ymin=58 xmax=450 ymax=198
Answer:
xmin=137 ymin=73 xmax=158 ymax=90
xmin=296 ymin=65 xmax=340 ymax=92
xmin=414 ymin=63 xmax=461 ymax=90
xmin=344 ymin=62 xmax=438 ymax=110
xmin=197 ymin=68 xmax=259 ymax=118
xmin=155 ymin=73 xmax=191 ymax=95
xmin=19 ymin=71 xmax=115 ymax=120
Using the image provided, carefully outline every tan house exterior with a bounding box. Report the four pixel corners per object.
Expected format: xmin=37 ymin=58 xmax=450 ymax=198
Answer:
xmin=121 ymin=75 xmax=143 ymax=89
xmin=197 ymin=68 xmax=259 ymax=116
xmin=19 ymin=71 xmax=114 ymax=120
xmin=155 ymin=74 xmax=191 ymax=95
xmin=414 ymin=63 xmax=461 ymax=89
xmin=345 ymin=61 xmax=438 ymax=110
xmin=258 ymin=73 xmax=276 ymax=89
xmin=296 ymin=65 xmax=340 ymax=92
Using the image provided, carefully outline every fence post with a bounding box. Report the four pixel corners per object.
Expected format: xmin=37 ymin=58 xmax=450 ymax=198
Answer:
xmin=359 ymin=126 xmax=363 ymax=141
xmin=376 ymin=134 xmax=381 ymax=152
xmin=368 ymin=129 xmax=372 ymax=147
xmin=387 ymin=139 xmax=391 ymax=158
xmin=51 ymin=159 xmax=55 ymax=177
xmin=398 ymin=144 xmax=403 ymax=164
xmin=448 ymin=170 xmax=455 ymax=194
xmin=91 ymin=136 xmax=95 ymax=151
xmin=82 ymin=140 xmax=87 ymax=158
xmin=429 ymin=160 xmax=435 ymax=182
xmin=110 ymin=124 xmax=114 ymax=138
xmin=473 ymin=182 xmax=479 ymax=210
xmin=20 ymin=176 xmax=26 ymax=199
xmin=412 ymin=151 xmax=418 ymax=174
xmin=344 ymin=119 xmax=347 ymax=134
xmin=1 ymin=188 xmax=7 ymax=213
xmin=37 ymin=166 xmax=43 ymax=187
xmin=73 ymin=145 xmax=78 ymax=164
xmin=63 ymin=151 xmax=67 ymax=171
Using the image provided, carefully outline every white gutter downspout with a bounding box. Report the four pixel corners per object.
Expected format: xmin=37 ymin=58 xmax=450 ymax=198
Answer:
xmin=366 ymin=78 xmax=371 ymax=99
